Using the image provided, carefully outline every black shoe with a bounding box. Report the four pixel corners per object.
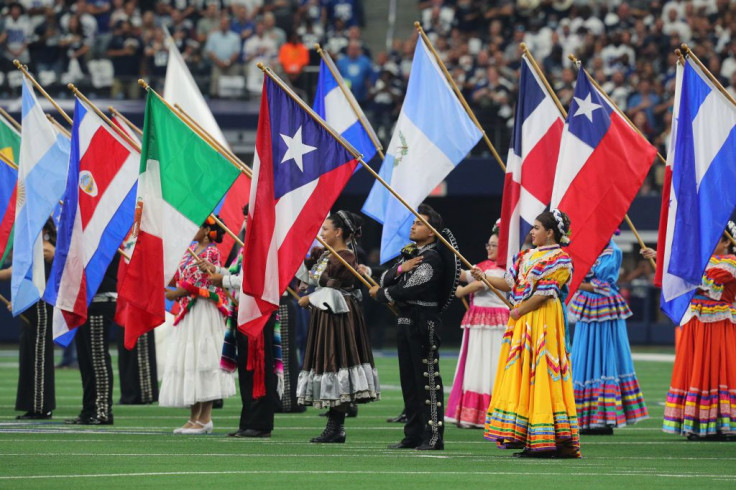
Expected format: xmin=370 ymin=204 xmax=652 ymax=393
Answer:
xmin=387 ymin=441 xmax=418 ymax=449
xmin=310 ymin=417 xmax=346 ymax=443
xmin=513 ymin=449 xmax=555 ymax=458
xmin=416 ymin=441 xmax=444 ymax=451
xmin=346 ymin=405 xmax=358 ymax=418
xmin=16 ymin=411 xmax=52 ymax=420
xmin=230 ymin=429 xmax=271 ymax=438
xmin=65 ymin=415 xmax=113 ymax=425
xmin=580 ymin=426 xmax=614 ymax=435
xmin=212 ymin=399 xmax=224 ymax=409
xmin=386 ymin=413 xmax=408 ymax=423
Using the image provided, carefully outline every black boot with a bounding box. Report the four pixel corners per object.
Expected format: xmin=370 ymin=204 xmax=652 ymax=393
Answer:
xmin=310 ymin=409 xmax=346 ymax=443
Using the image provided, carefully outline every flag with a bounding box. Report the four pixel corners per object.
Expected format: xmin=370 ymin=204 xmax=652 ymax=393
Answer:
xmin=43 ymin=98 xmax=139 ymax=344
xmin=550 ymin=69 xmax=656 ymax=296
xmin=11 ymin=78 xmax=70 ymax=316
xmin=0 ymin=160 xmax=17 ymax=268
xmin=111 ymin=114 xmax=141 ymax=146
xmin=658 ymin=59 xmax=736 ymax=323
xmin=0 ymin=113 xmax=21 ymax=164
xmin=238 ymin=76 xmax=358 ymax=337
xmin=118 ymin=91 xmax=240 ymax=349
xmin=498 ymin=55 xmax=564 ymax=269
xmin=361 ymin=37 xmax=482 ymax=263
xmin=313 ymin=55 xmax=378 ymax=163
xmin=162 ymin=34 xmax=252 ymax=261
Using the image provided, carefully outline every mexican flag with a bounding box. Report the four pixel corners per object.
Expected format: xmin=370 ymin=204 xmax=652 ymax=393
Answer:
xmin=0 ymin=114 xmax=20 ymax=267
xmin=118 ymin=92 xmax=240 ymax=349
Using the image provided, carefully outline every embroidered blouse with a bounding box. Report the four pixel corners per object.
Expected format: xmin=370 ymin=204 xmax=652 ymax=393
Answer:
xmin=569 ymin=240 xmax=632 ymax=322
xmin=466 ymin=259 xmax=508 ymax=309
xmin=681 ymin=254 xmax=736 ymax=325
xmin=505 ymin=245 xmax=573 ymax=307
xmin=172 ymin=243 xmax=229 ymax=325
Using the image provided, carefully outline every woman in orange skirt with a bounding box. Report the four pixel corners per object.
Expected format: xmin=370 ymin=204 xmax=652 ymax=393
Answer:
xmin=663 ymin=224 xmax=736 ymax=440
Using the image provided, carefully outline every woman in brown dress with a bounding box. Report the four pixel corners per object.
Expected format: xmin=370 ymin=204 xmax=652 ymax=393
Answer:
xmin=295 ymin=211 xmax=380 ymax=443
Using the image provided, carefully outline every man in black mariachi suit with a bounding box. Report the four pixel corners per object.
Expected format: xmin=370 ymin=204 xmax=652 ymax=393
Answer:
xmin=370 ymin=204 xmax=459 ymax=451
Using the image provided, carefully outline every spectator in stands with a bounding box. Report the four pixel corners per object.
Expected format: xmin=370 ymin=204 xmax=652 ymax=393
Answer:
xmin=263 ymin=11 xmax=286 ymax=48
xmin=30 ymin=8 xmax=64 ymax=79
xmin=230 ymin=3 xmax=254 ymax=42
xmin=107 ymin=20 xmax=142 ymax=98
xmin=61 ymin=0 xmax=98 ymax=45
xmin=243 ymin=20 xmax=278 ymax=95
xmin=87 ymin=0 xmax=113 ymax=39
xmin=278 ymin=30 xmax=308 ymax=86
xmin=336 ymin=40 xmax=372 ymax=104
xmin=59 ymin=13 xmax=92 ymax=79
xmin=205 ymin=14 xmax=242 ymax=97
xmin=324 ymin=0 xmax=361 ymax=30
xmin=627 ymin=78 xmax=662 ymax=132
xmin=196 ymin=1 xmax=220 ymax=44
xmin=144 ymin=26 xmax=168 ymax=82
xmin=2 ymin=2 xmax=32 ymax=68
xmin=421 ymin=0 xmax=454 ymax=38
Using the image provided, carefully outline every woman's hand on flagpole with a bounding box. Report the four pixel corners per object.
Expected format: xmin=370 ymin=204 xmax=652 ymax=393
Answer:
xmin=298 ymin=295 xmax=310 ymax=308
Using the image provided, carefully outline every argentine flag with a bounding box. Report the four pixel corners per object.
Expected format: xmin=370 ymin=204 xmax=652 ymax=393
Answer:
xmin=362 ymin=37 xmax=482 ymax=263
xmin=313 ymin=55 xmax=378 ymax=163
xmin=11 ymin=78 xmax=70 ymax=316
xmin=660 ymin=58 xmax=736 ymax=323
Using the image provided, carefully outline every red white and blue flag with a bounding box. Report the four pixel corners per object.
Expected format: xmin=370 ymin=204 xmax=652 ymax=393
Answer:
xmin=238 ymin=76 xmax=358 ymax=337
xmin=498 ymin=55 xmax=564 ymax=269
xmin=551 ymin=69 xmax=657 ymax=296
xmin=43 ymin=99 xmax=139 ymax=344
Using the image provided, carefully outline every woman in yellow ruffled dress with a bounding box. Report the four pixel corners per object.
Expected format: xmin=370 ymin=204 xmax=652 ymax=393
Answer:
xmin=472 ymin=210 xmax=580 ymax=458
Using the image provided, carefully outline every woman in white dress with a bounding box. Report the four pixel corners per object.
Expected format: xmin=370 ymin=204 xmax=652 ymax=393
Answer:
xmin=445 ymin=222 xmax=509 ymax=428
xmin=159 ymin=217 xmax=236 ymax=434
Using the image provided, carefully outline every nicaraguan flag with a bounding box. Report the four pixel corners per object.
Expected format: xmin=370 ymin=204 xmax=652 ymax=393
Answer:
xmin=660 ymin=58 xmax=736 ymax=323
xmin=313 ymin=56 xmax=378 ymax=163
xmin=11 ymin=78 xmax=70 ymax=316
xmin=361 ymin=36 xmax=481 ymax=263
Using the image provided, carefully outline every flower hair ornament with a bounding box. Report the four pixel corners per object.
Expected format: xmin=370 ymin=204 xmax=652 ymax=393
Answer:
xmin=551 ymin=209 xmax=571 ymax=245
xmin=492 ymin=218 xmax=501 ymax=236
xmin=727 ymin=220 xmax=736 ymax=241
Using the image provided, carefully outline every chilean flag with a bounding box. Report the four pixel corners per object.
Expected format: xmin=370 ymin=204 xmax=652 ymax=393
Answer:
xmin=498 ymin=55 xmax=564 ymax=269
xmin=43 ymin=99 xmax=139 ymax=343
xmin=238 ymin=76 xmax=358 ymax=337
xmin=551 ymin=69 xmax=657 ymax=296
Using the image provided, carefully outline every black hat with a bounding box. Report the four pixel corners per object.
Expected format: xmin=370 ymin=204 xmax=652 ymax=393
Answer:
xmin=436 ymin=228 xmax=461 ymax=313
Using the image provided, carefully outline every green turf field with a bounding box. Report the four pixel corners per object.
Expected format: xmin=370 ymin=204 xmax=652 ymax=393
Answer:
xmin=0 ymin=347 xmax=734 ymax=488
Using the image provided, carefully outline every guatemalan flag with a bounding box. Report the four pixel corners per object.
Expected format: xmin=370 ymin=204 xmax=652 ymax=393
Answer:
xmin=313 ymin=53 xmax=378 ymax=164
xmin=11 ymin=78 xmax=70 ymax=316
xmin=658 ymin=58 xmax=736 ymax=323
xmin=238 ymin=76 xmax=358 ymax=337
xmin=498 ymin=54 xmax=564 ymax=269
xmin=362 ymin=36 xmax=482 ymax=263
xmin=43 ymin=98 xmax=139 ymax=345
xmin=550 ymin=69 xmax=656 ymax=296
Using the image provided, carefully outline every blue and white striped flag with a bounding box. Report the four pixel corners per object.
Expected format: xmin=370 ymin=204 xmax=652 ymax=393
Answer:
xmin=313 ymin=55 xmax=378 ymax=163
xmin=362 ymin=36 xmax=482 ymax=263
xmin=11 ymin=78 xmax=70 ymax=316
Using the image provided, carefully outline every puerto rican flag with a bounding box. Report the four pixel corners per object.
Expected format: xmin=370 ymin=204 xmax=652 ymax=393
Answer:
xmin=43 ymin=98 xmax=139 ymax=343
xmin=238 ymin=76 xmax=358 ymax=337
xmin=551 ymin=69 xmax=657 ymax=296
xmin=498 ymin=55 xmax=564 ymax=269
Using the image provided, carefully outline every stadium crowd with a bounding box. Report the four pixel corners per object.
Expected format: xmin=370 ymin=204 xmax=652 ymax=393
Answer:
xmin=2 ymin=0 xmax=736 ymax=192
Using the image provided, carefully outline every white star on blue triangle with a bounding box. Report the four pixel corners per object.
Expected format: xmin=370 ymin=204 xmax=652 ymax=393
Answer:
xmin=280 ymin=126 xmax=317 ymax=172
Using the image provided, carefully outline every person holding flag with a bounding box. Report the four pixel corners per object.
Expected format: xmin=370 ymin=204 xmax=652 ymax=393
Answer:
xmin=663 ymin=222 xmax=736 ymax=441
xmin=296 ymin=211 xmax=379 ymax=443
xmin=160 ymin=217 xmax=235 ymax=435
xmin=475 ymin=210 xmax=580 ymax=459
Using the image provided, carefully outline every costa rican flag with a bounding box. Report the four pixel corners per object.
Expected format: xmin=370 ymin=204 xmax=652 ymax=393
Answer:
xmin=43 ymin=98 xmax=139 ymax=344
xmin=497 ymin=54 xmax=564 ymax=269
xmin=551 ymin=69 xmax=657 ymax=296
xmin=238 ymin=76 xmax=358 ymax=337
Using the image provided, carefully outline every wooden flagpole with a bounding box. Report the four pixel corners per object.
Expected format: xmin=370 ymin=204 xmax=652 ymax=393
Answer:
xmin=108 ymin=106 xmax=144 ymax=137
xmin=0 ymin=293 xmax=29 ymax=324
xmin=314 ymin=43 xmax=385 ymax=160
xmin=0 ymin=107 xmax=22 ymax=132
xmin=0 ymin=151 xmax=18 ymax=170
xmin=45 ymin=114 xmax=71 ymax=138
xmin=13 ymin=60 xmax=73 ymax=126
xmin=258 ymin=63 xmax=513 ymax=308
xmin=414 ymin=22 xmax=506 ymax=172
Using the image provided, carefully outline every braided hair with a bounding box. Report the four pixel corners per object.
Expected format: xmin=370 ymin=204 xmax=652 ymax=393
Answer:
xmin=536 ymin=209 xmax=571 ymax=245
xmin=328 ymin=210 xmax=363 ymax=252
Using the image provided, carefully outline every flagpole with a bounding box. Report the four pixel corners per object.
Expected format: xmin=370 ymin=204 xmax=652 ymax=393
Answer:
xmin=0 ymin=107 xmax=22 ymax=132
xmin=108 ymin=106 xmax=144 ymax=137
xmin=0 ymin=293 xmax=29 ymax=324
xmin=13 ymin=60 xmax=73 ymax=126
xmin=258 ymin=63 xmax=513 ymax=309
xmin=45 ymin=114 xmax=71 ymax=138
xmin=567 ymin=54 xmax=660 ymax=268
xmin=520 ymin=44 xmax=567 ymax=116
xmin=185 ymin=248 xmax=240 ymax=305
xmin=67 ymin=84 xmax=141 ymax=151
xmin=677 ymin=45 xmax=736 ymax=248
xmin=314 ymin=43 xmax=385 ymax=160
xmin=414 ymin=22 xmax=506 ymax=172
xmin=0 ymin=151 xmax=18 ymax=170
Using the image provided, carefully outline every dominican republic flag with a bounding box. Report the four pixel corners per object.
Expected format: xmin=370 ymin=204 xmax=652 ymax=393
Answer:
xmin=550 ymin=69 xmax=656 ymax=296
xmin=658 ymin=59 xmax=736 ymax=323
xmin=313 ymin=54 xmax=378 ymax=164
xmin=0 ymin=159 xmax=17 ymax=268
xmin=362 ymin=36 xmax=482 ymax=263
xmin=238 ymin=76 xmax=358 ymax=337
xmin=43 ymin=98 xmax=139 ymax=345
xmin=498 ymin=55 xmax=564 ymax=269
xmin=118 ymin=92 xmax=239 ymax=349
xmin=11 ymin=78 xmax=70 ymax=316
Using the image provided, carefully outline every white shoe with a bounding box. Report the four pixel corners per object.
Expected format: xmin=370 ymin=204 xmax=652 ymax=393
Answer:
xmin=181 ymin=420 xmax=213 ymax=435
xmin=173 ymin=420 xmax=195 ymax=435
